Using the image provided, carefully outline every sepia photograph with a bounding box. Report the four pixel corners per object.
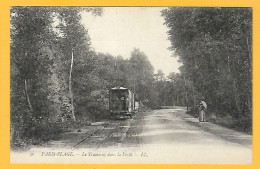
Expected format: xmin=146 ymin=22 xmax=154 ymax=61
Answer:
xmin=10 ymin=6 xmax=252 ymax=164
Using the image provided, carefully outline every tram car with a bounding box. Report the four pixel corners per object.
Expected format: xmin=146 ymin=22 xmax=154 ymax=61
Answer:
xmin=109 ymin=87 xmax=135 ymax=119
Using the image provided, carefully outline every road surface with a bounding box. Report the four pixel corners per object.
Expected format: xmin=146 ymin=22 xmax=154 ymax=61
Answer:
xmin=121 ymin=107 xmax=252 ymax=163
xmin=11 ymin=107 xmax=252 ymax=164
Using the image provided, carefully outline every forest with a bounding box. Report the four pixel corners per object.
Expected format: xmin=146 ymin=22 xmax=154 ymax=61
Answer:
xmin=162 ymin=7 xmax=252 ymax=132
xmin=10 ymin=7 xmax=252 ymax=148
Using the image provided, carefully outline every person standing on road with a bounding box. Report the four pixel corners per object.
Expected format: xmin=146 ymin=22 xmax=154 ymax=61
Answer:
xmin=199 ymin=101 xmax=207 ymax=122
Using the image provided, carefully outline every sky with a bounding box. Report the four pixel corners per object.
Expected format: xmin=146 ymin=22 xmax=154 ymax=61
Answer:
xmin=81 ymin=7 xmax=182 ymax=75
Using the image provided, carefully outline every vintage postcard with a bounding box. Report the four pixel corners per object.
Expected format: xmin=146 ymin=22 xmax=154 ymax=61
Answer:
xmin=1 ymin=0 xmax=259 ymax=169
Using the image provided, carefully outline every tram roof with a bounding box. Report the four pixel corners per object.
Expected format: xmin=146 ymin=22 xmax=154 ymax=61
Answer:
xmin=111 ymin=87 xmax=128 ymax=90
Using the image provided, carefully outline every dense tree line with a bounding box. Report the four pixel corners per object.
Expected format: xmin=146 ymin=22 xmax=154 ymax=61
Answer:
xmin=162 ymin=7 xmax=252 ymax=132
xmin=10 ymin=7 xmax=106 ymax=147
xmin=10 ymin=7 xmax=163 ymax=147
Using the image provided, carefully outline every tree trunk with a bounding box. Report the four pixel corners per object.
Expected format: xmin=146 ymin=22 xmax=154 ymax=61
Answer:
xmin=232 ymin=79 xmax=241 ymax=117
xmin=163 ymin=83 xmax=166 ymax=106
xmin=24 ymin=79 xmax=33 ymax=112
xmin=227 ymin=55 xmax=231 ymax=78
xmin=183 ymin=74 xmax=189 ymax=111
xmin=246 ymin=36 xmax=252 ymax=112
xmin=192 ymin=84 xmax=196 ymax=107
xmin=69 ymin=49 xmax=76 ymax=121
xmin=176 ymin=94 xmax=179 ymax=106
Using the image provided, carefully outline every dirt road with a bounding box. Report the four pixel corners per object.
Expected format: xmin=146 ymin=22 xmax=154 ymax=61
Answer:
xmin=121 ymin=107 xmax=252 ymax=163
xmin=11 ymin=107 xmax=252 ymax=164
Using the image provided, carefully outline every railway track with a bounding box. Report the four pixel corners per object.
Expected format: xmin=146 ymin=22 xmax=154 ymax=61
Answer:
xmin=73 ymin=119 xmax=132 ymax=149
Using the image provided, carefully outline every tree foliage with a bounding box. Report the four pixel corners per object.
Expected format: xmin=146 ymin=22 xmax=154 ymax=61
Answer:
xmin=11 ymin=7 xmax=252 ymax=148
xmin=10 ymin=7 xmax=104 ymax=147
xmin=10 ymin=7 xmax=162 ymax=147
xmin=162 ymin=7 xmax=252 ymax=131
